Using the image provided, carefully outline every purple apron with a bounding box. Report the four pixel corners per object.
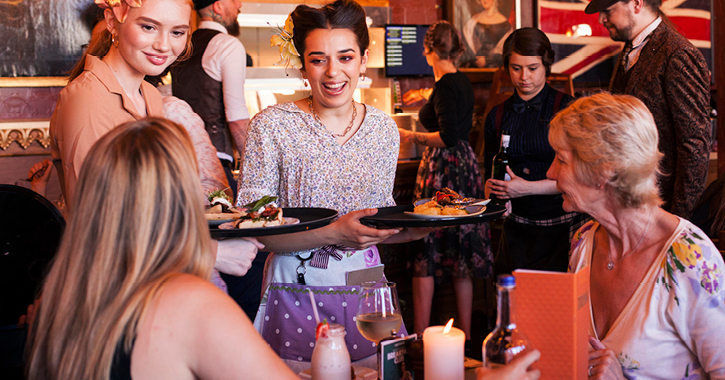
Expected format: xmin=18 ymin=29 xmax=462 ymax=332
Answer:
xmin=261 ymin=283 xmax=407 ymax=362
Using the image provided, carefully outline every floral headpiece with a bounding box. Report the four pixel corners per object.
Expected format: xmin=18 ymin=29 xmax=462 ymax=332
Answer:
xmin=95 ymin=0 xmax=142 ymax=24
xmin=270 ymin=15 xmax=302 ymax=70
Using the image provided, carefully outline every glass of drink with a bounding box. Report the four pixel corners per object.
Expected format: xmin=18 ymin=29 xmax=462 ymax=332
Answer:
xmin=311 ymin=323 xmax=351 ymax=380
xmin=355 ymin=281 xmax=403 ymax=343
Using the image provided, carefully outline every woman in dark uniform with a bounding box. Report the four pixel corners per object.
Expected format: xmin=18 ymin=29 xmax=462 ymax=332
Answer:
xmin=483 ymin=28 xmax=577 ymax=275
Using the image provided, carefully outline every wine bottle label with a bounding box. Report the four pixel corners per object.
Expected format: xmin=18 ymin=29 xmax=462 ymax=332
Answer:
xmin=504 ymin=173 xmax=511 ymax=181
xmin=501 ymin=135 xmax=510 ymax=147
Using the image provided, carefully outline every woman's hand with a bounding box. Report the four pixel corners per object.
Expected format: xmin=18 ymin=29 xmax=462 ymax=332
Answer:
xmin=399 ymin=128 xmax=413 ymax=143
xmin=476 ymin=349 xmax=541 ymax=380
xmin=403 ymin=88 xmax=428 ymax=104
xmin=588 ymin=337 xmax=625 ymax=380
xmin=487 ymin=166 xmax=529 ymax=200
xmin=487 ymin=167 xmax=560 ymax=200
xmin=213 ymin=238 xmax=264 ymax=276
xmin=28 ymin=159 xmax=53 ymax=196
xmin=327 ymin=209 xmax=401 ymax=250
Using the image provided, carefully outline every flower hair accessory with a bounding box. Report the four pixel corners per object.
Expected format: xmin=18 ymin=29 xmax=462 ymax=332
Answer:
xmin=270 ymin=15 xmax=302 ymax=70
xmin=95 ymin=0 xmax=142 ymax=24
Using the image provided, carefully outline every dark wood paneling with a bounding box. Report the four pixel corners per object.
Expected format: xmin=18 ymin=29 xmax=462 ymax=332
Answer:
xmin=716 ymin=0 xmax=725 ymax=175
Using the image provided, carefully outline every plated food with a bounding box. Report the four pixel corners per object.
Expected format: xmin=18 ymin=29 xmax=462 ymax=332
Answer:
xmin=220 ymin=195 xmax=288 ymax=229
xmin=413 ymin=188 xmax=479 ymax=216
xmin=205 ymin=189 xmax=242 ymax=221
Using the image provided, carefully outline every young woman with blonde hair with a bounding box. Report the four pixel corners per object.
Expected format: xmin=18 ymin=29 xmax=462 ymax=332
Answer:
xmin=27 ymin=118 xmax=297 ymax=380
xmin=52 ymin=0 xmax=194 ymax=207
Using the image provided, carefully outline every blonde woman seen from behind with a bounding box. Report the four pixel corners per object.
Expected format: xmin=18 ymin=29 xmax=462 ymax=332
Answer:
xmin=27 ymin=118 xmax=297 ymax=380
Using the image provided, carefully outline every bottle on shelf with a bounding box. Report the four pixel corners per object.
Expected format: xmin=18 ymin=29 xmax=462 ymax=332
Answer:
xmin=490 ymin=131 xmax=510 ymax=206
xmin=483 ymin=275 xmax=529 ymax=368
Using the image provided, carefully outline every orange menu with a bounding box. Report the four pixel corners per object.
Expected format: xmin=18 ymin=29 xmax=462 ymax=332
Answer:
xmin=513 ymin=267 xmax=590 ymax=380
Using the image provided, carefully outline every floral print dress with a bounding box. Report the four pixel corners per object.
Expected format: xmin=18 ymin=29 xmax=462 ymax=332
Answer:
xmin=569 ymin=219 xmax=725 ymax=380
xmin=237 ymin=101 xmax=399 ymax=338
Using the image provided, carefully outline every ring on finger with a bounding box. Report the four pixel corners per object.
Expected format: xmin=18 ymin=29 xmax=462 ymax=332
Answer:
xmin=588 ymin=366 xmax=593 ymax=377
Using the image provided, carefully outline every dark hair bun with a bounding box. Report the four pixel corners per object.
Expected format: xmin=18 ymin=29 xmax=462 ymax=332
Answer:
xmin=291 ymin=0 xmax=370 ymax=69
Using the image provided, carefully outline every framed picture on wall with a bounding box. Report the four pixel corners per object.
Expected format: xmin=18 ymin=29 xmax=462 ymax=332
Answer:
xmin=538 ymin=0 xmax=712 ymax=87
xmin=0 ymin=0 xmax=98 ymax=78
xmin=449 ymin=0 xmax=521 ymax=68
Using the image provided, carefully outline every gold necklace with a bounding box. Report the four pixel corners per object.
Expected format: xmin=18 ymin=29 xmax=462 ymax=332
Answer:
xmin=307 ymin=96 xmax=357 ymax=138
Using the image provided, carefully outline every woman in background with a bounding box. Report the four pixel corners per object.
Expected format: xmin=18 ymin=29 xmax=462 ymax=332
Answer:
xmin=484 ymin=28 xmax=575 ymax=276
xmin=52 ymin=0 xmax=257 ymax=279
xmin=50 ymin=0 xmax=193 ymax=207
xmin=26 ymin=118 xmax=297 ymax=380
xmin=398 ymin=21 xmax=491 ymax=344
xmin=548 ymin=93 xmax=725 ymax=379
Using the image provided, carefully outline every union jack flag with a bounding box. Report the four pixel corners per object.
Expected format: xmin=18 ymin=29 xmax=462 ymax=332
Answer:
xmin=539 ymin=0 xmax=711 ymax=85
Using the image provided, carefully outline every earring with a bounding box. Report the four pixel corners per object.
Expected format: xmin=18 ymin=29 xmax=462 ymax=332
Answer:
xmin=359 ymin=72 xmax=366 ymax=81
xmin=303 ymin=79 xmax=309 ymax=88
xmin=111 ymin=33 xmax=119 ymax=48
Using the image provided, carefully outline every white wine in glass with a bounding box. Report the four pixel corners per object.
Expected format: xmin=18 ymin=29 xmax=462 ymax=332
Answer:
xmin=355 ymin=281 xmax=403 ymax=343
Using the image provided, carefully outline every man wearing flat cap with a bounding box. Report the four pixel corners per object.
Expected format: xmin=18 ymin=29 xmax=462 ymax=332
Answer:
xmin=585 ymin=0 xmax=710 ymax=219
xmin=171 ymin=0 xmax=249 ymax=198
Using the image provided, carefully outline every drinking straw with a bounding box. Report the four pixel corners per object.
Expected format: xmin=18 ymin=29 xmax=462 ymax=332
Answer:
xmin=308 ymin=289 xmax=321 ymax=325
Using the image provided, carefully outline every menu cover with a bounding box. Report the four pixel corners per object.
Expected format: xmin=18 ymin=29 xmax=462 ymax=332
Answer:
xmin=379 ymin=334 xmax=417 ymax=380
xmin=513 ymin=267 xmax=590 ymax=380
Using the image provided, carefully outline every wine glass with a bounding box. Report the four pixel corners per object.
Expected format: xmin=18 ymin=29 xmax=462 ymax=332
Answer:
xmin=355 ymin=281 xmax=403 ymax=343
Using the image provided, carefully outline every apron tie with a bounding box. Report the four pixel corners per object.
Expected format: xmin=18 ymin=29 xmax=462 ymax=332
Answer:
xmin=309 ymin=245 xmax=344 ymax=269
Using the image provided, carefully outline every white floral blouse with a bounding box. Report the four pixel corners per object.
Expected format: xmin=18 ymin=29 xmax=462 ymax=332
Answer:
xmin=237 ymin=101 xmax=399 ymax=242
xmin=570 ymin=218 xmax=725 ymax=380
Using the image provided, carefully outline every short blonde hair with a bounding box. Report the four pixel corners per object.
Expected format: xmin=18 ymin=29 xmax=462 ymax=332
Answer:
xmin=27 ymin=117 xmax=213 ymax=380
xmin=548 ymin=92 xmax=663 ymax=209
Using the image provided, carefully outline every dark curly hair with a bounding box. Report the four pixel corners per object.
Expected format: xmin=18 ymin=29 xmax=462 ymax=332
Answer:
xmin=423 ymin=20 xmax=465 ymax=61
xmin=290 ymin=0 xmax=369 ymax=69
xmin=502 ymin=28 xmax=555 ymax=77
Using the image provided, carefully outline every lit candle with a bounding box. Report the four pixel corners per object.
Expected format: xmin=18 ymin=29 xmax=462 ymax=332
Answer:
xmin=423 ymin=319 xmax=465 ymax=380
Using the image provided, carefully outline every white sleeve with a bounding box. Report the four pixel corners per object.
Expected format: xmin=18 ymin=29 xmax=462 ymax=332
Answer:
xmin=203 ymin=34 xmax=250 ymax=122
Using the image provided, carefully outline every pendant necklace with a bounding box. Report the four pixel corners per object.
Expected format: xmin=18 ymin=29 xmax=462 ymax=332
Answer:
xmin=308 ymin=96 xmax=357 ymax=138
xmin=606 ymin=209 xmax=653 ymax=270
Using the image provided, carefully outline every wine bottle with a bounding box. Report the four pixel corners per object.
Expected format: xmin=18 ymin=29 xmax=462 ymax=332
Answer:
xmin=483 ymin=275 xmax=529 ymax=368
xmin=491 ymin=132 xmax=510 ymax=206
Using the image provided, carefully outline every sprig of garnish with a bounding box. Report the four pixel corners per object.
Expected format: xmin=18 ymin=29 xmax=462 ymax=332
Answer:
xmin=243 ymin=195 xmax=279 ymax=212
xmin=207 ymin=188 xmax=232 ymax=203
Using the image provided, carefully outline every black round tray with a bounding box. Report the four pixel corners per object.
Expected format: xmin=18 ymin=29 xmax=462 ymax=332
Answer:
xmin=360 ymin=204 xmax=506 ymax=228
xmin=209 ymin=207 xmax=338 ymax=238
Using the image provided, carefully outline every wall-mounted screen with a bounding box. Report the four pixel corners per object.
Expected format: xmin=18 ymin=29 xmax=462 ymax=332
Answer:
xmin=384 ymin=24 xmax=433 ymax=78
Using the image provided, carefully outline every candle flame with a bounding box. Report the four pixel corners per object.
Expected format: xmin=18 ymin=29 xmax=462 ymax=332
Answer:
xmin=443 ymin=318 xmax=454 ymax=334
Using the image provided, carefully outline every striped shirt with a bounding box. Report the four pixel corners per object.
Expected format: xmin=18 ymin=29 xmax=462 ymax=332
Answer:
xmin=483 ymin=84 xmax=573 ymax=220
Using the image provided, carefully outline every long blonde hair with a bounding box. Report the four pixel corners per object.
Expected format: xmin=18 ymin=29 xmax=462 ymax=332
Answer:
xmin=26 ymin=118 xmax=214 ymax=380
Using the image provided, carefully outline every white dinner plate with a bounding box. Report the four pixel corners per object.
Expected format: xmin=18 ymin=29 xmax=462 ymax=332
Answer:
xmin=404 ymin=205 xmax=487 ymax=219
xmin=218 ymin=217 xmax=300 ymax=229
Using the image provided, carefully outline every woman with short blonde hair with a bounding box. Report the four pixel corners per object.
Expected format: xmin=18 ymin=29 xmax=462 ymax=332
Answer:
xmin=548 ymin=93 xmax=663 ymax=209
xmin=547 ymin=93 xmax=725 ymax=379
